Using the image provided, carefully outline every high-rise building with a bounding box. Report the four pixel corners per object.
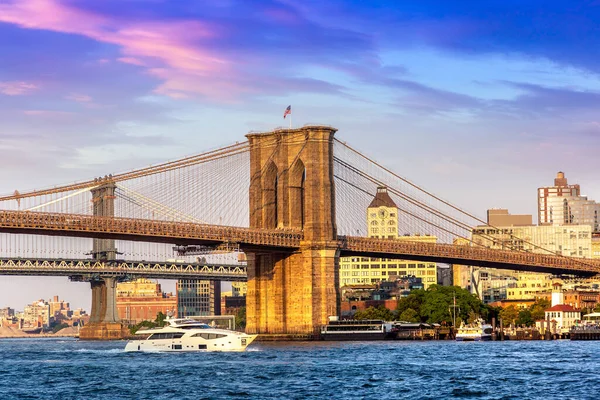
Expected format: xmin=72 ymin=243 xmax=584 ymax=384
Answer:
xmin=538 ymin=172 xmax=600 ymax=231
xmin=340 ymin=186 xmax=439 ymax=289
xmin=23 ymin=300 xmax=50 ymax=328
xmin=48 ymin=295 xmax=71 ymax=319
xmin=471 ymin=223 xmax=592 ymax=257
xmin=177 ymin=280 xmax=221 ymax=317
xmin=454 ymin=209 xmax=593 ymax=303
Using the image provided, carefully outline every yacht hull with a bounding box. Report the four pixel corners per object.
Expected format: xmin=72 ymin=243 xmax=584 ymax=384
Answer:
xmin=124 ymin=334 xmax=257 ymax=352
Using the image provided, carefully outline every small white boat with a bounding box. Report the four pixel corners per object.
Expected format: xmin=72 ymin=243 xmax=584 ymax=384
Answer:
xmin=455 ymin=319 xmax=493 ymax=341
xmin=124 ymin=318 xmax=257 ymax=352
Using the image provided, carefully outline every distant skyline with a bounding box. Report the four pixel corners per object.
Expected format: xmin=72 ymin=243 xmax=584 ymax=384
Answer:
xmin=2 ymin=0 xmax=600 ymax=310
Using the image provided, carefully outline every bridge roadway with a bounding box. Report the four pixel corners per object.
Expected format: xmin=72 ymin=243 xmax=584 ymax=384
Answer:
xmin=0 ymin=257 xmax=247 ymax=280
xmin=0 ymin=210 xmax=598 ymax=276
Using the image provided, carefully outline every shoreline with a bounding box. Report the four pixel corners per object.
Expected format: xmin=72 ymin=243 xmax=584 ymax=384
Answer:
xmin=0 ymin=333 xmax=79 ymax=339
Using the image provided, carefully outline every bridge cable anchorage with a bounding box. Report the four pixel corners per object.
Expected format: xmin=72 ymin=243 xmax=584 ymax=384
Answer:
xmin=333 ymin=138 xmax=599 ymax=271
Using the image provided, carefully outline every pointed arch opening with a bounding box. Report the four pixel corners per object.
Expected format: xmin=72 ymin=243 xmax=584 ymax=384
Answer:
xmin=289 ymin=159 xmax=306 ymax=229
xmin=263 ymin=161 xmax=278 ymax=229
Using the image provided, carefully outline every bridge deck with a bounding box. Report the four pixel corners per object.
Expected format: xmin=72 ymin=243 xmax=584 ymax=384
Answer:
xmin=339 ymin=236 xmax=600 ymax=276
xmin=0 ymin=210 xmax=598 ymax=276
xmin=0 ymin=210 xmax=302 ymax=249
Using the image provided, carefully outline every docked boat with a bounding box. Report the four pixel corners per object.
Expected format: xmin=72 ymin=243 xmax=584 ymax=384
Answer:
xmin=570 ymin=312 xmax=600 ymax=340
xmin=320 ymin=318 xmax=394 ymax=341
xmin=455 ymin=319 xmax=493 ymax=341
xmin=392 ymin=322 xmax=438 ymax=340
xmin=124 ymin=318 xmax=257 ymax=352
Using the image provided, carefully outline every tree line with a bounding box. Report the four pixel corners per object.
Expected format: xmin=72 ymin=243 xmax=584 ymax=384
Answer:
xmin=352 ymin=285 xmax=500 ymax=325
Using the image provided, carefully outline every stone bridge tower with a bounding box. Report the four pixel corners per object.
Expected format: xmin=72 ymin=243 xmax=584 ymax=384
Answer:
xmin=245 ymin=126 xmax=340 ymax=335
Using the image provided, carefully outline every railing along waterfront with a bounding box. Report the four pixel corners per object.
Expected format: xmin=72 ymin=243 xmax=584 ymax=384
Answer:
xmin=339 ymin=236 xmax=600 ymax=275
xmin=0 ymin=258 xmax=248 ymax=280
xmin=0 ymin=210 xmax=303 ymax=248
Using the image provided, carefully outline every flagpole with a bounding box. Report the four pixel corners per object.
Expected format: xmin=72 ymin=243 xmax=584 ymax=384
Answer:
xmin=289 ymin=113 xmax=292 ymax=129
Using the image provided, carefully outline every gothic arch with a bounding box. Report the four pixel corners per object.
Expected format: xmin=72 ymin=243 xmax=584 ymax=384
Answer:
xmin=289 ymin=159 xmax=306 ymax=229
xmin=263 ymin=161 xmax=278 ymax=228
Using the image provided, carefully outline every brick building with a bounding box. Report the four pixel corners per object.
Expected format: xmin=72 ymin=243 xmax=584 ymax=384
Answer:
xmin=116 ymin=278 xmax=177 ymax=324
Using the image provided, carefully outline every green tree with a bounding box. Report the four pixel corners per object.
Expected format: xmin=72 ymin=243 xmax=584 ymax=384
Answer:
xmin=517 ymin=309 xmax=533 ymax=327
xmin=594 ymin=303 xmax=600 ymax=313
xmin=467 ymin=310 xmax=480 ymax=324
xmin=398 ymin=308 xmax=420 ymax=322
xmin=420 ymin=285 xmax=484 ymax=325
xmin=129 ymin=311 xmax=169 ymax=334
xmin=235 ymin=307 xmax=246 ymax=330
xmin=353 ymin=305 xmax=395 ymax=321
xmin=395 ymin=285 xmax=489 ymax=326
xmin=530 ymin=298 xmax=550 ymax=321
xmin=155 ymin=311 xmax=167 ymax=326
xmin=500 ymin=305 xmax=519 ymax=326
xmin=397 ymin=291 xmax=425 ymax=319
xmin=395 ymin=285 xmax=486 ymax=325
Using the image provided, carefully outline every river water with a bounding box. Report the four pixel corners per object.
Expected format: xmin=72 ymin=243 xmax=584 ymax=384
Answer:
xmin=0 ymin=338 xmax=598 ymax=399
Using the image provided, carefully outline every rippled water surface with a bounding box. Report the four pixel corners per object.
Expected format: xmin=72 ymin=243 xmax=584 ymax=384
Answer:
xmin=1 ymin=338 xmax=599 ymax=399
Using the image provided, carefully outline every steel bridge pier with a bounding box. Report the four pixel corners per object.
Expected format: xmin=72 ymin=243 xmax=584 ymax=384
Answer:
xmin=79 ymin=276 xmax=129 ymax=340
xmin=80 ymin=179 xmax=128 ymax=340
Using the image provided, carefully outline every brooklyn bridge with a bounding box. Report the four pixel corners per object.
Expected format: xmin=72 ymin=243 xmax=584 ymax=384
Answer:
xmin=0 ymin=126 xmax=598 ymax=339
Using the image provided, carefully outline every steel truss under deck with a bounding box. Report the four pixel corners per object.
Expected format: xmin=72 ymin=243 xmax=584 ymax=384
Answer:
xmin=0 ymin=258 xmax=247 ymax=281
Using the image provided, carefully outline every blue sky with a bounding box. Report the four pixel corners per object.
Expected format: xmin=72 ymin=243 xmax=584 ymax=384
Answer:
xmin=1 ymin=0 xmax=600 ymax=310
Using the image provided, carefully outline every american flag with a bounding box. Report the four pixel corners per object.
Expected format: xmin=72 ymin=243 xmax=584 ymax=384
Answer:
xmin=283 ymin=105 xmax=291 ymax=119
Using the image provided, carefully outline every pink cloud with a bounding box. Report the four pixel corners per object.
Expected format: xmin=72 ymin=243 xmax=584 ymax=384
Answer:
xmin=0 ymin=81 xmax=38 ymax=95
xmin=117 ymin=57 xmax=146 ymax=66
xmin=22 ymin=110 xmax=74 ymax=119
xmin=65 ymin=93 xmax=92 ymax=103
xmin=0 ymin=0 xmax=234 ymax=99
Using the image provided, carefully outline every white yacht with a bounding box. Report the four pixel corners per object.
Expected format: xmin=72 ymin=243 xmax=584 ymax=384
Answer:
xmin=455 ymin=319 xmax=493 ymax=341
xmin=124 ymin=318 xmax=257 ymax=352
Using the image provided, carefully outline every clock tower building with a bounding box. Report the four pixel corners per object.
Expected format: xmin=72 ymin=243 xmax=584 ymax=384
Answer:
xmin=339 ymin=186 xmax=440 ymax=290
xmin=367 ymin=186 xmax=398 ymax=239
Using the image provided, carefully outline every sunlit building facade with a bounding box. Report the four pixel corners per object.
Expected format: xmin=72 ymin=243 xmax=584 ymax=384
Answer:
xmin=22 ymin=300 xmax=51 ymax=328
xmin=340 ymin=186 xmax=438 ymax=289
xmin=177 ymin=280 xmax=221 ymax=317
xmin=116 ymin=278 xmax=177 ymax=324
xmin=454 ymin=208 xmax=593 ymax=303
xmin=538 ymin=171 xmax=600 ymax=231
